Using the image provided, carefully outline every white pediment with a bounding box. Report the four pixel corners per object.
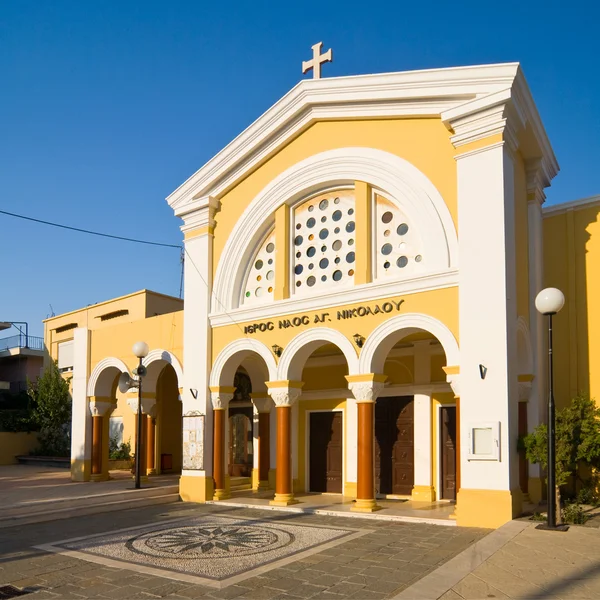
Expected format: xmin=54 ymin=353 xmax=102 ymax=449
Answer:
xmin=166 ymin=62 xmax=557 ymax=217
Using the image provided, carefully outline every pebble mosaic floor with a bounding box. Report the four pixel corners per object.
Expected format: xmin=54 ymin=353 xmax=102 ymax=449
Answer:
xmin=37 ymin=514 xmax=370 ymax=589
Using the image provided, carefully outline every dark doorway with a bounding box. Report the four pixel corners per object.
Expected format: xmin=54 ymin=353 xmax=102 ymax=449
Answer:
xmin=228 ymin=371 xmax=253 ymax=477
xmin=375 ymin=396 xmax=414 ymax=496
xmin=309 ymin=412 xmax=343 ymax=493
xmin=518 ymin=401 xmax=528 ymax=496
xmin=440 ymin=406 xmax=457 ymax=500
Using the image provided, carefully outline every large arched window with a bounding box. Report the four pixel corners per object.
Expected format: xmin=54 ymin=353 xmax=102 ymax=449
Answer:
xmin=240 ymin=187 xmax=427 ymax=306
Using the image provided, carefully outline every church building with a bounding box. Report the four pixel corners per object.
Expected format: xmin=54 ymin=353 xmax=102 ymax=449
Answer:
xmin=52 ymin=51 xmax=600 ymax=529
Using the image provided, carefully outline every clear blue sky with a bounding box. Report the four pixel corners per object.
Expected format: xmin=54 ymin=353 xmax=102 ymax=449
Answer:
xmin=1 ymin=0 xmax=598 ymax=336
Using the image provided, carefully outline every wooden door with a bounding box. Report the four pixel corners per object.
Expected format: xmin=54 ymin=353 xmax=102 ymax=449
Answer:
xmin=375 ymin=397 xmax=414 ymax=496
xmin=441 ymin=406 xmax=457 ymax=500
xmin=518 ymin=401 xmax=529 ymax=495
xmin=309 ymin=412 xmax=343 ymax=493
xmin=228 ymin=406 xmax=253 ymax=477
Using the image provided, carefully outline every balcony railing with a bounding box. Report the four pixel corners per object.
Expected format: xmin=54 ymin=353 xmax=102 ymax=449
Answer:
xmin=0 ymin=335 xmax=45 ymax=352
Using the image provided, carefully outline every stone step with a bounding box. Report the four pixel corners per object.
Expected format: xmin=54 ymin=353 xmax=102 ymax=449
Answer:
xmin=230 ymin=476 xmax=252 ymax=492
xmin=0 ymin=485 xmax=181 ymax=528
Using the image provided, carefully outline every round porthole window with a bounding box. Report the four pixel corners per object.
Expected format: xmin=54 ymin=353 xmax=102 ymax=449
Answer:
xmin=295 ymin=264 xmax=303 ymax=275
xmin=319 ymin=258 xmax=329 ymax=269
xmin=319 ymin=229 xmax=329 ymax=240
xmin=296 ymin=223 xmax=301 ymax=230
xmin=384 ymin=230 xmax=390 ymax=237
xmin=308 ymin=205 xmax=314 ymax=212
xmin=308 ymin=263 xmax=314 ymax=270
xmin=332 ymin=240 xmax=342 ymax=251
xmin=415 ymin=255 xmax=422 ymax=263
xmin=332 ymin=210 xmax=342 ymax=221
xmin=381 ymin=243 xmax=393 ymax=255
xmin=348 ymin=239 xmax=354 ymax=246
xmin=266 ymin=270 xmax=274 ymax=280
xmin=266 ymin=243 xmax=275 ymax=253
xmin=245 ymin=291 xmax=251 ymax=297
xmin=333 ymin=270 xmax=342 ymax=281
xmin=346 ymin=251 xmax=355 ymax=263
xmin=382 ymin=211 xmax=393 ymax=224
xmin=348 ymin=269 xmax=354 ymax=276
xmin=397 ymin=256 xmax=408 ymax=268
xmin=346 ymin=221 xmax=355 ymax=233
xmin=308 ymin=234 xmax=314 ymax=241
xmin=255 ymin=259 xmax=263 ymax=269
xmin=306 ymin=246 xmax=316 ymax=257
xmin=321 ymin=245 xmax=327 ymax=252
xmin=321 ymin=216 xmax=327 ymax=223
xmin=294 ymin=235 xmax=303 ymax=246
xmin=397 ymin=223 xmax=409 ymax=235
xmin=268 ymin=258 xmax=273 ymax=265
xmin=334 ymin=257 xmax=341 ymax=264
xmin=255 ymin=287 xmax=264 ymax=297
xmin=319 ymin=199 xmax=329 ymax=210
xmin=334 ymin=197 xmax=340 ymax=204
xmin=334 ymin=227 xmax=340 ymax=234
xmin=383 ymin=261 xmax=390 ymax=269
xmin=307 ymin=276 xmax=316 ymax=286
xmin=296 ymin=281 xmax=302 ymax=287
xmin=307 ymin=217 xmax=316 ymax=228
xmin=321 ymin=275 xmax=327 ymax=282
xmin=296 ymin=251 xmax=301 ymax=259
xmin=348 ymin=208 xmax=354 ymax=216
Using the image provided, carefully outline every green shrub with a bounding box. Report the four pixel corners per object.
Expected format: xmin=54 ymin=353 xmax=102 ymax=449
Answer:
xmin=562 ymin=502 xmax=589 ymax=525
xmin=109 ymin=436 xmax=132 ymax=460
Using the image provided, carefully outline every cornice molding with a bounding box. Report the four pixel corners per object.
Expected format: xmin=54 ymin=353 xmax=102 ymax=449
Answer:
xmin=166 ymin=63 xmax=560 ymax=214
xmin=543 ymin=194 xmax=600 ymax=216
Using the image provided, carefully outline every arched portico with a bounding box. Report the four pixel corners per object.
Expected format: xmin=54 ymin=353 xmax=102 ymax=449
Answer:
xmin=210 ymin=339 xmax=278 ymax=499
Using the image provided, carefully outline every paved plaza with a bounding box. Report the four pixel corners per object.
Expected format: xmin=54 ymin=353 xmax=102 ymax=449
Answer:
xmin=0 ymin=501 xmax=487 ymax=599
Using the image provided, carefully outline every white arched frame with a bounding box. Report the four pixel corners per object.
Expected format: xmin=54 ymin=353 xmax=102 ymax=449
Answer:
xmin=213 ymin=147 xmax=458 ymax=311
xmin=359 ymin=313 xmax=460 ymax=374
xmin=87 ymin=357 xmax=130 ymax=398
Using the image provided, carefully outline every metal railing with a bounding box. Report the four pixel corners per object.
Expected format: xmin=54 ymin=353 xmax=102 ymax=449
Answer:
xmin=0 ymin=334 xmax=45 ymax=352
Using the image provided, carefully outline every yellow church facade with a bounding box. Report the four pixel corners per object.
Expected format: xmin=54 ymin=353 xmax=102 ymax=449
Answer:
xmin=51 ymin=61 xmax=600 ymax=529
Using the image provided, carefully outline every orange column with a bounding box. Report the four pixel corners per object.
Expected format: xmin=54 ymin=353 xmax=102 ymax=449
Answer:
xmin=213 ymin=408 xmax=230 ymax=500
xmin=258 ymin=412 xmax=270 ymax=490
xmin=271 ymin=405 xmax=297 ymax=505
xmin=353 ymin=401 xmax=381 ymax=512
xmin=91 ymin=415 xmax=103 ymax=479
xmin=146 ymin=416 xmax=156 ymax=475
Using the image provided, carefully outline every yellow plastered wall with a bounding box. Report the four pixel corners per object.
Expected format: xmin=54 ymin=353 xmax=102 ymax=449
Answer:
xmin=0 ymin=432 xmax=39 ymax=464
xmin=543 ymin=201 xmax=600 ymax=407
xmin=513 ymin=155 xmax=530 ymax=323
xmin=383 ymin=356 xmax=414 ymax=384
xmin=432 ymin=391 xmax=456 ymax=500
xmin=296 ymin=398 xmax=346 ymax=494
xmin=302 ymin=364 xmax=348 ymax=391
xmin=212 ymin=287 xmax=459 ymax=365
xmin=431 ymin=354 xmax=447 ymax=382
xmin=212 ymin=119 xmax=458 ymax=278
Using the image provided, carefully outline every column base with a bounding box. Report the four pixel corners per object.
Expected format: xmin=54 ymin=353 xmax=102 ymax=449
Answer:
xmin=146 ymin=469 xmax=157 ymax=476
xmin=71 ymin=459 xmax=91 ymax=482
xmin=179 ymin=475 xmax=214 ymax=503
xmin=270 ymin=493 xmax=298 ymax=506
xmin=351 ymin=498 xmax=382 ymax=513
xmin=412 ymin=485 xmax=436 ymax=503
xmin=456 ymin=488 xmax=522 ymax=528
xmin=90 ymin=473 xmax=109 ymax=482
xmin=213 ymin=488 xmax=232 ymax=501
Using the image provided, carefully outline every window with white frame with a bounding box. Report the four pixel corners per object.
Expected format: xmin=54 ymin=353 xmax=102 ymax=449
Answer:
xmin=242 ymin=230 xmax=276 ymax=305
xmin=374 ymin=194 xmax=423 ymax=280
xmin=57 ymin=340 xmax=74 ymax=372
xmin=292 ymin=190 xmax=356 ymax=295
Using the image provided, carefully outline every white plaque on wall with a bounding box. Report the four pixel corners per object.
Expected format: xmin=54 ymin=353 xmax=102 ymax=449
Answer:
xmin=467 ymin=421 xmax=500 ymax=461
xmin=182 ymin=412 xmax=205 ymax=470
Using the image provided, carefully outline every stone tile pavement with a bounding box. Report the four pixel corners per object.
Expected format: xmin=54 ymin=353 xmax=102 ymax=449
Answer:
xmin=0 ymin=501 xmax=488 ymax=599
xmin=396 ymin=519 xmax=600 ymax=599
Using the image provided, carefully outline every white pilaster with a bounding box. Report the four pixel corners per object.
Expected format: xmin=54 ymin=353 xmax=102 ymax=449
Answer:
xmin=179 ymin=198 xmax=219 ymax=479
xmin=413 ymin=341 xmax=433 ymax=491
xmin=346 ymin=395 xmax=357 ymax=485
xmin=456 ymin=142 xmax=520 ymax=493
xmin=71 ymin=327 xmax=91 ymax=480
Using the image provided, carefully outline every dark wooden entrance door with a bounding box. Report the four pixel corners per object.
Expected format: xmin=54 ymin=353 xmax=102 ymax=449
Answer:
xmin=441 ymin=406 xmax=457 ymax=500
xmin=228 ymin=405 xmax=253 ymax=477
xmin=375 ymin=397 xmax=414 ymax=496
xmin=309 ymin=412 xmax=343 ymax=493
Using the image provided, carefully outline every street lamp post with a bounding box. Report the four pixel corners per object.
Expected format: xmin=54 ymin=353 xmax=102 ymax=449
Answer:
xmin=534 ymin=288 xmax=568 ymax=532
xmin=132 ymin=341 xmax=149 ymax=490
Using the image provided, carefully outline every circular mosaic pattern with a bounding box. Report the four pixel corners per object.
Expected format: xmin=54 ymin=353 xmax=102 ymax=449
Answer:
xmin=127 ymin=524 xmax=293 ymax=560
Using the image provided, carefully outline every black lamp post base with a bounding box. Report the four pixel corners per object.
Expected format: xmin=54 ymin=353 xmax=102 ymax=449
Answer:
xmin=535 ymin=523 xmax=570 ymax=532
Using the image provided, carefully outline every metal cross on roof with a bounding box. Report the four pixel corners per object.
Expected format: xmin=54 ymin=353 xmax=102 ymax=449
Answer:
xmin=302 ymin=42 xmax=333 ymax=80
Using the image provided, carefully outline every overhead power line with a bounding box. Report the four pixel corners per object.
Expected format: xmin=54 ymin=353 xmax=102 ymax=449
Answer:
xmin=0 ymin=209 xmax=181 ymax=249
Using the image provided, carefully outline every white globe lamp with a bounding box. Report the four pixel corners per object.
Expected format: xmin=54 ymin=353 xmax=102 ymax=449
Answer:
xmin=132 ymin=341 xmax=149 ymax=358
xmin=535 ymin=288 xmax=565 ymax=316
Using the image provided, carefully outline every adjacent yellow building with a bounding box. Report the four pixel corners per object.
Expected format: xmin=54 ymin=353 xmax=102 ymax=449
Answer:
xmin=50 ymin=60 xmax=600 ymax=530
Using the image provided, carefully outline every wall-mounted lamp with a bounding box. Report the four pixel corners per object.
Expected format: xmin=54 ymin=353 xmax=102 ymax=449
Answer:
xmin=479 ymin=364 xmax=488 ymax=380
xmin=272 ymin=344 xmax=283 ymax=357
xmin=190 ymin=388 xmax=198 ymax=399
xmin=353 ymin=334 xmax=365 ymax=348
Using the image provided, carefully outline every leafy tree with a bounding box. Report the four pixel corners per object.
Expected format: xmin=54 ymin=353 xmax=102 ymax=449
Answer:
xmin=27 ymin=361 xmax=72 ymax=456
xmin=524 ymin=394 xmax=600 ymax=516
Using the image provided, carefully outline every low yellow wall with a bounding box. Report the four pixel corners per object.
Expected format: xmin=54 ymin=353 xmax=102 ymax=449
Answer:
xmin=0 ymin=432 xmax=39 ymax=465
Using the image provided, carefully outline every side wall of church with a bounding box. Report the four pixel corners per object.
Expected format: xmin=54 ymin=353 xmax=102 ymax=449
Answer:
xmin=543 ymin=199 xmax=600 ymax=407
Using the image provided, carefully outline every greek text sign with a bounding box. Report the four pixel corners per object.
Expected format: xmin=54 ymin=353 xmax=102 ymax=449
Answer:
xmin=243 ymin=299 xmax=404 ymax=335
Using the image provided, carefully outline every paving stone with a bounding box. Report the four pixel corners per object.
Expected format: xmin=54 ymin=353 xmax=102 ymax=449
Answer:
xmin=206 ymin=585 xmax=253 ymax=599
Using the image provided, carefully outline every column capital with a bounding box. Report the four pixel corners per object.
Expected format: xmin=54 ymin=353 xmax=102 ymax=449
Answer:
xmin=526 ymin=158 xmax=549 ymax=206
xmin=250 ymin=394 xmax=273 ymax=413
xmin=127 ymin=396 xmax=157 ymax=416
xmin=266 ymin=381 xmax=304 ymax=407
xmin=346 ymin=374 xmax=387 ymax=403
xmin=178 ymin=196 xmax=221 ymax=236
xmin=442 ymin=366 xmax=460 ymax=397
xmin=89 ymin=398 xmax=115 ymax=417
xmin=209 ymin=386 xmax=235 ymax=410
